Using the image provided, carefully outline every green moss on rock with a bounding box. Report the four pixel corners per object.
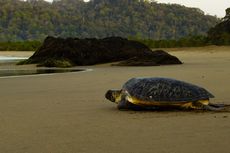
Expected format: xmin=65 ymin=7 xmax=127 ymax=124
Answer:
xmin=37 ymin=59 xmax=73 ymax=68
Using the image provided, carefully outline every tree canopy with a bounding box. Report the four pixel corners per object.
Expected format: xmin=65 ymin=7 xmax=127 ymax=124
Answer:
xmin=0 ymin=0 xmax=219 ymax=41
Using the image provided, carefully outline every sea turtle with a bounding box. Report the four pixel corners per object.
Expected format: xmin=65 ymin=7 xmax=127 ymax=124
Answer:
xmin=105 ymin=77 xmax=227 ymax=111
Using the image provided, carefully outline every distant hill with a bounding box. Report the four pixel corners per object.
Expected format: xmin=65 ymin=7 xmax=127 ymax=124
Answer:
xmin=208 ymin=8 xmax=230 ymax=45
xmin=0 ymin=0 xmax=219 ymax=41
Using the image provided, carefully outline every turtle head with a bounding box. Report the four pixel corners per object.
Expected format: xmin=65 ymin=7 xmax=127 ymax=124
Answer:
xmin=105 ymin=89 xmax=122 ymax=103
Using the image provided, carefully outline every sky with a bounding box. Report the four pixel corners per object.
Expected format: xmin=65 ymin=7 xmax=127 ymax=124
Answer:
xmin=157 ymin=0 xmax=230 ymax=18
xmin=44 ymin=0 xmax=230 ymax=18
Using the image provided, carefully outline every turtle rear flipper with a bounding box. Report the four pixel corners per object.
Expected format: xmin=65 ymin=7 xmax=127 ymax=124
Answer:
xmin=209 ymin=103 xmax=227 ymax=107
xmin=203 ymin=104 xmax=230 ymax=111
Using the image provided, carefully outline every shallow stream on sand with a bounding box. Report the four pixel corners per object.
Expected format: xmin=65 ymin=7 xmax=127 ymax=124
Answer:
xmin=0 ymin=56 xmax=86 ymax=77
xmin=0 ymin=68 xmax=85 ymax=77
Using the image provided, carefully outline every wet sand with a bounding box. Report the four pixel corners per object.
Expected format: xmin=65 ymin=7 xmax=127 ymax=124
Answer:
xmin=0 ymin=51 xmax=34 ymax=57
xmin=0 ymin=46 xmax=230 ymax=153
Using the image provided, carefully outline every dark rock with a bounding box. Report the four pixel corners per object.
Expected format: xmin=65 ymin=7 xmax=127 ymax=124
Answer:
xmin=208 ymin=20 xmax=230 ymax=45
xmin=207 ymin=8 xmax=230 ymax=45
xmin=114 ymin=50 xmax=183 ymax=66
xmin=24 ymin=36 xmax=182 ymax=67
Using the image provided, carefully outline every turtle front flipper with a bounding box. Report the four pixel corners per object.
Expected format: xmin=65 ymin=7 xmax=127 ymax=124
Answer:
xmin=117 ymin=99 xmax=144 ymax=111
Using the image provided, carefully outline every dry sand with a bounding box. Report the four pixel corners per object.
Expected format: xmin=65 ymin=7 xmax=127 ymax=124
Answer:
xmin=0 ymin=46 xmax=230 ymax=153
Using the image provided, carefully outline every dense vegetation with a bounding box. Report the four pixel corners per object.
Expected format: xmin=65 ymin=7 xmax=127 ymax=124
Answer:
xmin=0 ymin=35 xmax=208 ymax=51
xmin=130 ymin=35 xmax=208 ymax=48
xmin=0 ymin=41 xmax=41 ymax=51
xmin=0 ymin=0 xmax=218 ymax=42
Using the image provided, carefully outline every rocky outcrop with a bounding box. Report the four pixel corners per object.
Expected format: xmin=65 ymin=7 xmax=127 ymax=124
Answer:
xmin=207 ymin=8 xmax=230 ymax=45
xmin=21 ymin=36 xmax=182 ymax=67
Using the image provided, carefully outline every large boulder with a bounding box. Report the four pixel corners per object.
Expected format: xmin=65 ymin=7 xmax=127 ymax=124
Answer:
xmin=22 ymin=36 xmax=182 ymax=67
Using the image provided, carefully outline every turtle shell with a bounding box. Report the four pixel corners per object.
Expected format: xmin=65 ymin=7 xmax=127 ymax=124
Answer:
xmin=122 ymin=77 xmax=214 ymax=102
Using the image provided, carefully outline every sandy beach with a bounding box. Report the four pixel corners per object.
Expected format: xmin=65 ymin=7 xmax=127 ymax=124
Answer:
xmin=0 ymin=46 xmax=230 ymax=153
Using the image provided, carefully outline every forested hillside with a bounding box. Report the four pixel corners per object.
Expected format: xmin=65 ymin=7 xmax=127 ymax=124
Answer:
xmin=0 ymin=0 xmax=219 ymax=41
